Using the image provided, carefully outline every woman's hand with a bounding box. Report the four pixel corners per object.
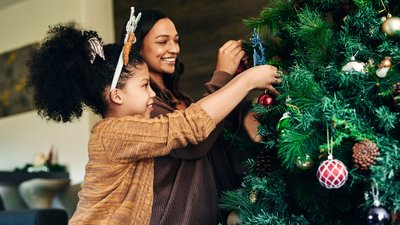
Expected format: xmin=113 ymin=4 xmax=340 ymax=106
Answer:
xmin=215 ymin=40 xmax=246 ymax=75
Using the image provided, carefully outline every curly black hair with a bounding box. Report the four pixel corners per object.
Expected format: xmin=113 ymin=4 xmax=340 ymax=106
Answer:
xmin=27 ymin=23 xmax=144 ymax=122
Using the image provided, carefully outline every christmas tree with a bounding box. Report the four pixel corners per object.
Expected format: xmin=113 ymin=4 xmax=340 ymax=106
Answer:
xmin=220 ymin=0 xmax=400 ymax=224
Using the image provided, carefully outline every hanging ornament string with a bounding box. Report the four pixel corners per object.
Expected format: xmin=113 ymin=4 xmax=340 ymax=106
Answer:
xmin=250 ymin=28 xmax=266 ymax=66
xmin=371 ymin=183 xmax=381 ymax=207
xmin=378 ymin=0 xmax=389 ymax=15
xmin=326 ymin=128 xmax=333 ymax=159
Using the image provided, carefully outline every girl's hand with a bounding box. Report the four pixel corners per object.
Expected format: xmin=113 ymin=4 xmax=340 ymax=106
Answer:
xmin=215 ymin=40 xmax=246 ymax=75
xmin=240 ymin=65 xmax=281 ymax=95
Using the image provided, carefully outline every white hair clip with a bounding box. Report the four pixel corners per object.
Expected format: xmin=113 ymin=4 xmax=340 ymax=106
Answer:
xmin=88 ymin=37 xmax=105 ymax=64
xmin=110 ymin=7 xmax=142 ymax=91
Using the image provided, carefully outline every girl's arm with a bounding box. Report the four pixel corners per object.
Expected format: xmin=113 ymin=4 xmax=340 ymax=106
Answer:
xmin=101 ymin=65 xmax=279 ymax=163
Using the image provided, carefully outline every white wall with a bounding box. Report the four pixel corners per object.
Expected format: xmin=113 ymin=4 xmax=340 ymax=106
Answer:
xmin=0 ymin=0 xmax=114 ymax=184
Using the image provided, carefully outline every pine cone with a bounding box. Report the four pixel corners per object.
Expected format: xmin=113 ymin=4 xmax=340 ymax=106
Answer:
xmin=256 ymin=148 xmax=278 ymax=175
xmin=393 ymin=82 xmax=400 ymax=107
xmin=352 ymin=140 xmax=379 ymax=170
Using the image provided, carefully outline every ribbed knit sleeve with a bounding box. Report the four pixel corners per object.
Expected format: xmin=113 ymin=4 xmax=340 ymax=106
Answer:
xmin=98 ymin=103 xmax=215 ymax=163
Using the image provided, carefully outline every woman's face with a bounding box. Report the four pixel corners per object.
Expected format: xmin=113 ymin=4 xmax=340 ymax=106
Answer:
xmin=140 ymin=18 xmax=180 ymax=77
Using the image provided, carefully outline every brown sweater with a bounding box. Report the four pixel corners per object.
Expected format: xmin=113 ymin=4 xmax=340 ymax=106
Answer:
xmin=150 ymin=71 xmax=238 ymax=225
xmin=68 ymin=104 xmax=215 ymax=225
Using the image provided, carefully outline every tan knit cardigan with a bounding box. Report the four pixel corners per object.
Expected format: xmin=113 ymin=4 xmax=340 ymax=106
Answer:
xmin=68 ymin=104 xmax=215 ymax=225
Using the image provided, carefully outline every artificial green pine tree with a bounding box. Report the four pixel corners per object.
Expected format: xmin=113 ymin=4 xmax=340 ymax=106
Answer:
xmin=220 ymin=0 xmax=400 ymax=224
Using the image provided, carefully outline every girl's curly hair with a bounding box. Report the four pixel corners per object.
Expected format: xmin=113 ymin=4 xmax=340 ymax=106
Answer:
xmin=27 ymin=23 xmax=143 ymax=122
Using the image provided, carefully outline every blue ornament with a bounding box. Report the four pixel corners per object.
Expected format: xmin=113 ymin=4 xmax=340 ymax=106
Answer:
xmin=366 ymin=206 xmax=391 ymax=225
xmin=250 ymin=28 xmax=266 ymax=66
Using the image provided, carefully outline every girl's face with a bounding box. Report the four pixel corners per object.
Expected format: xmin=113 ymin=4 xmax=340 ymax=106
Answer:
xmin=140 ymin=18 xmax=180 ymax=77
xmin=120 ymin=64 xmax=156 ymax=118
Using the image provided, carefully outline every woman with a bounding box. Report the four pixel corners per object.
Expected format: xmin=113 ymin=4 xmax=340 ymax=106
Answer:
xmin=128 ymin=9 xmax=278 ymax=224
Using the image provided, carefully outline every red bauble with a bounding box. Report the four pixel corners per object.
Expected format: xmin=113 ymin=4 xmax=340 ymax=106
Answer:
xmin=317 ymin=157 xmax=348 ymax=189
xmin=258 ymin=93 xmax=274 ymax=107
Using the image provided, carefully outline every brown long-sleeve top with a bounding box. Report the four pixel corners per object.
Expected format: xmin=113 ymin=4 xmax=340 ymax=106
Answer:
xmin=68 ymin=104 xmax=215 ymax=225
xmin=150 ymin=71 xmax=238 ymax=225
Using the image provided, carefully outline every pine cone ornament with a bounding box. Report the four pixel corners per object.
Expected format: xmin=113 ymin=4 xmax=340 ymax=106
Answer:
xmin=352 ymin=140 xmax=379 ymax=170
xmin=256 ymin=148 xmax=278 ymax=175
xmin=393 ymin=82 xmax=400 ymax=107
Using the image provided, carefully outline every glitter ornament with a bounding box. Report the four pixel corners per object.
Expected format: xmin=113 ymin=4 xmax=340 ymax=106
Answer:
xmin=250 ymin=28 xmax=266 ymax=66
xmin=382 ymin=14 xmax=400 ymax=38
xmin=342 ymin=56 xmax=365 ymax=73
xmin=317 ymin=154 xmax=348 ymax=189
xmin=258 ymin=92 xmax=274 ymax=107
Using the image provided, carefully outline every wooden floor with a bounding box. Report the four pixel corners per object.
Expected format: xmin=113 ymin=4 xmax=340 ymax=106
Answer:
xmin=114 ymin=0 xmax=267 ymax=100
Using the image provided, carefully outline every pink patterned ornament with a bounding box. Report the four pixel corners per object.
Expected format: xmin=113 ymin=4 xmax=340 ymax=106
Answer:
xmin=317 ymin=154 xmax=348 ymax=189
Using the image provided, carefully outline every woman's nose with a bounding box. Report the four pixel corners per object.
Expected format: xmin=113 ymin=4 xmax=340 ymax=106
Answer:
xmin=168 ymin=42 xmax=180 ymax=54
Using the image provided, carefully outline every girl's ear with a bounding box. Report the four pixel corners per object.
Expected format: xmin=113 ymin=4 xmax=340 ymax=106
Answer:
xmin=109 ymin=89 xmax=123 ymax=105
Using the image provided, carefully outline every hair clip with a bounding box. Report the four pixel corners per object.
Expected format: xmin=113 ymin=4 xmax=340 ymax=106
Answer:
xmin=110 ymin=7 xmax=142 ymax=91
xmin=88 ymin=37 xmax=105 ymax=64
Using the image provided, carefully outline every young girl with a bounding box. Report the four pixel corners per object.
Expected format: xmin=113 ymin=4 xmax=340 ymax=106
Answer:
xmin=127 ymin=9 xmax=278 ymax=224
xmin=26 ymin=21 xmax=279 ymax=225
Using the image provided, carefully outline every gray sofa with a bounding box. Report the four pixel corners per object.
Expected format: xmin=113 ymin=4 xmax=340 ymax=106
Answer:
xmin=0 ymin=194 xmax=68 ymax=225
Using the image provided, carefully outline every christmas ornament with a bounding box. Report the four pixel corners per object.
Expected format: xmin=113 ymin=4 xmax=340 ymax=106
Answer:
xmin=296 ymin=154 xmax=314 ymax=170
xmin=317 ymin=131 xmax=348 ymax=189
xmin=376 ymin=57 xmax=392 ymax=78
xmin=376 ymin=67 xmax=389 ymax=78
xmin=227 ymin=211 xmax=241 ymax=225
xmin=250 ymin=28 xmax=266 ymax=66
xmin=235 ymin=57 xmax=249 ymax=75
xmin=352 ymin=140 xmax=379 ymax=170
xmin=276 ymin=112 xmax=291 ymax=132
xmin=382 ymin=14 xmax=400 ymax=38
xmin=366 ymin=184 xmax=392 ymax=225
xmin=317 ymin=155 xmax=348 ymax=189
xmin=379 ymin=57 xmax=392 ymax=68
xmin=258 ymin=92 xmax=274 ymax=107
xmin=249 ymin=190 xmax=258 ymax=203
xmin=256 ymin=148 xmax=278 ymax=175
xmin=342 ymin=56 xmax=366 ymax=73
xmin=392 ymin=82 xmax=400 ymax=107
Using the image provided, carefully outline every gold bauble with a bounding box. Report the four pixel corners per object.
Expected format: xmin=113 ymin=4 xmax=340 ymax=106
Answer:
xmin=296 ymin=154 xmax=314 ymax=170
xmin=249 ymin=190 xmax=258 ymax=203
xmin=227 ymin=211 xmax=241 ymax=225
xmin=379 ymin=57 xmax=392 ymax=68
xmin=382 ymin=14 xmax=400 ymax=38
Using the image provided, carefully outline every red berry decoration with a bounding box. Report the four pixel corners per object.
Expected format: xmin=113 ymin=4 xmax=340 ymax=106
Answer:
xmin=258 ymin=92 xmax=275 ymax=107
xmin=317 ymin=154 xmax=348 ymax=189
